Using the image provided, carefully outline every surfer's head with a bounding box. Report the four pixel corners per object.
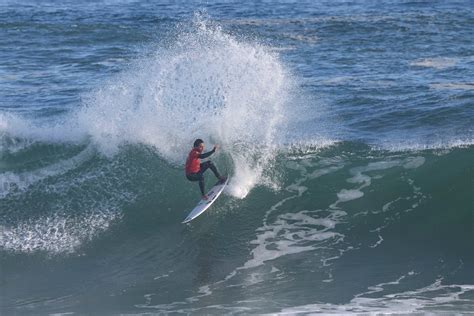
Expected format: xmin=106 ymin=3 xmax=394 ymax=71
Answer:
xmin=193 ymin=139 xmax=204 ymax=152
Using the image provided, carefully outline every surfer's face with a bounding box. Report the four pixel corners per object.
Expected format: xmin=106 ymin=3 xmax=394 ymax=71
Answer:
xmin=197 ymin=143 xmax=204 ymax=152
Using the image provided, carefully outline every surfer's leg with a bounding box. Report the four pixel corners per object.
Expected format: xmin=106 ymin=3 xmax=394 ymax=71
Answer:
xmin=198 ymin=178 xmax=205 ymax=196
xmin=186 ymin=173 xmax=206 ymax=196
xmin=207 ymin=161 xmax=226 ymax=182
xmin=200 ymin=161 xmax=221 ymax=179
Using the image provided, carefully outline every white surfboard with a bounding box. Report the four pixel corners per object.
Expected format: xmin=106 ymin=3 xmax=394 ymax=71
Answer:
xmin=182 ymin=177 xmax=229 ymax=224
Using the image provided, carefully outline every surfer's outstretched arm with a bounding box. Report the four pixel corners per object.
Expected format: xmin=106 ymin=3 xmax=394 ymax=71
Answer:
xmin=198 ymin=147 xmax=215 ymax=159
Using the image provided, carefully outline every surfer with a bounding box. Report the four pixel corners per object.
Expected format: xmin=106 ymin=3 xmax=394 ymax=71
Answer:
xmin=185 ymin=139 xmax=226 ymax=200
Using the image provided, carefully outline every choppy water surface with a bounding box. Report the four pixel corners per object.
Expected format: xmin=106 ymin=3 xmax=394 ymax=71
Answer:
xmin=1 ymin=1 xmax=473 ymax=314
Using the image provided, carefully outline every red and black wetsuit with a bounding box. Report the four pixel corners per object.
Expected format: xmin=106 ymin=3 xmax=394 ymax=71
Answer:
xmin=185 ymin=148 xmax=221 ymax=195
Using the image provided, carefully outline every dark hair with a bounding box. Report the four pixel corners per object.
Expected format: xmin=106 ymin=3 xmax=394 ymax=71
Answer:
xmin=193 ymin=139 xmax=204 ymax=147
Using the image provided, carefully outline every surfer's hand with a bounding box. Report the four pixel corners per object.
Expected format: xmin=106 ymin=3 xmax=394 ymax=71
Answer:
xmin=213 ymin=144 xmax=219 ymax=151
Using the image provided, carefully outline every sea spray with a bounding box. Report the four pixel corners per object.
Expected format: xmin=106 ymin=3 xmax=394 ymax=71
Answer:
xmin=0 ymin=16 xmax=294 ymax=254
xmin=76 ymin=15 xmax=291 ymax=197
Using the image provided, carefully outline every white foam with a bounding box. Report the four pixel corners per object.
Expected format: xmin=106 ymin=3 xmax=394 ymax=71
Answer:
xmin=153 ymin=273 xmax=171 ymax=280
xmin=369 ymin=234 xmax=384 ymax=248
xmin=403 ymin=156 xmax=425 ymax=169
xmin=0 ymin=208 xmax=121 ymax=254
xmin=429 ymin=82 xmax=474 ymax=90
xmin=284 ymin=139 xmax=338 ymax=156
xmin=280 ymin=32 xmax=318 ymax=44
xmin=334 ymin=156 xmax=427 ymax=212
xmin=233 ymin=160 xmax=348 ymax=271
xmin=242 ymin=208 xmax=345 ymax=270
xmin=0 ymin=112 xmax=85 ymax=146
xmin=277 ymin=276 xmax=474 ymax=314
xmin=337 ymin=189 xmax=364 ymax=202
xmin=0 ymin=155 xmax=136 ymax=254
xmin=320 ymin=76 xmax=353 ymax=85
xmin=372 ymin=138 xmax=474 ymax=152
xmin=381 ymin=197 xmax=403 ymax=213
xmin=307 ymin=165 xmax=344 ymax=180
xmin=411 ymin=57 xmax=457 ymax=69
xmin=0 ymin=145 xmax=94 ymax=197
xmin=332 ymin=159 xmax=403 ymax=207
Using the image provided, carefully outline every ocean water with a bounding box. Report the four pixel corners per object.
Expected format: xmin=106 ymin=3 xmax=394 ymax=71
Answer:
xmin=0 ymin=1 xmax=473 ymax=314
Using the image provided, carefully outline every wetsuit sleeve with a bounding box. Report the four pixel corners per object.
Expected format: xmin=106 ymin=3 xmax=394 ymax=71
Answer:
xmin=199 ymin=148 xmax=215 ymax=159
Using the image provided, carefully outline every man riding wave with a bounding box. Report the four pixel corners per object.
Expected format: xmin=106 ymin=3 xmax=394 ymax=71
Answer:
xmin=185 ymin=139 xmax=226 ymax=200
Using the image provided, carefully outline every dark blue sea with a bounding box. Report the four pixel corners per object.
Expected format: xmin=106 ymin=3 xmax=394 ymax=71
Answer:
xmin=1 ymin=1 xmax=473 ymax=314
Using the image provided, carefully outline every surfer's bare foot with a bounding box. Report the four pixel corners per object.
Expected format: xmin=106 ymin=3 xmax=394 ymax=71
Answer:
xmin=202 ymin=194 xmax=209 ymax=200
xmin=218 ymin=176 xmax=226 ymax=184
